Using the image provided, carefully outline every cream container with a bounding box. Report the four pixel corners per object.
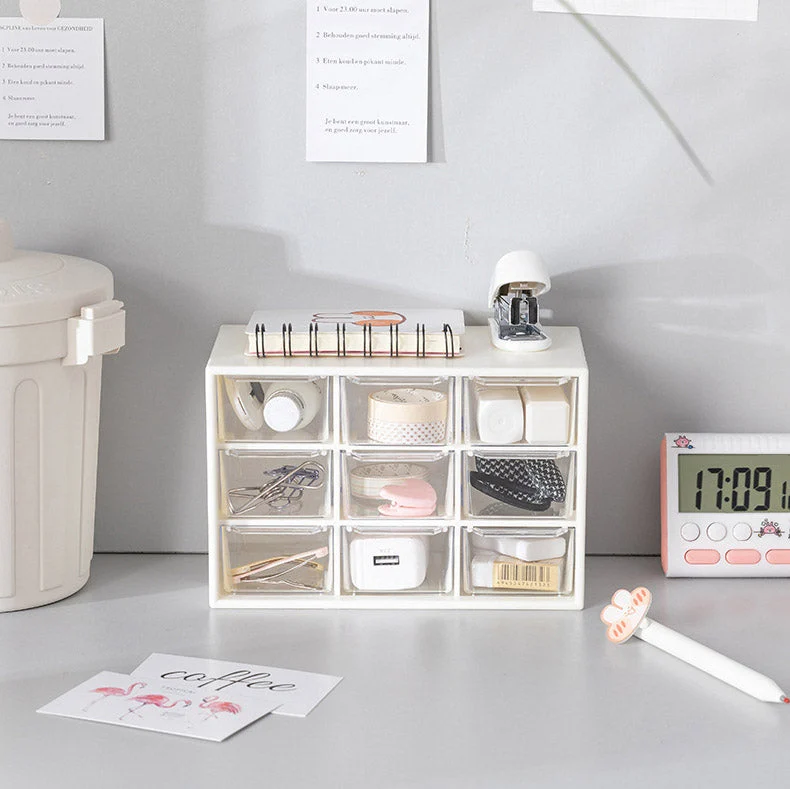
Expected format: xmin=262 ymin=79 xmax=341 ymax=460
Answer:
xmin=475 ymin=385 xmax=523 ymax=444
xmin=367 ymin=388 xmax=449 ymax=444
xmin=521 ymin=385 xmax=571 ymax=444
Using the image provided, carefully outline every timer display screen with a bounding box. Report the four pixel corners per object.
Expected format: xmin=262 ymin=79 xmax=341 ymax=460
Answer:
xmin=678 ymin=454 xmax=790 ymax=513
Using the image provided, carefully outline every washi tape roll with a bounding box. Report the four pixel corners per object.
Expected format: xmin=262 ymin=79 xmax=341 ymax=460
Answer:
xmin=350 ymin=462 xmax=429 ymax=500
xmin=367 ymin=388 xmax=448 ymax=444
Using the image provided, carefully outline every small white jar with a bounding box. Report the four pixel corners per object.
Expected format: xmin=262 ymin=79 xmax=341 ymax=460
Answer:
xmin=263 ymin=380 xmax=322 ymax=433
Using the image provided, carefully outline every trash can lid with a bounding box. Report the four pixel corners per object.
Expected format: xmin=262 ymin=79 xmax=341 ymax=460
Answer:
xmin=0 ymin=220 xmax=114 ymax=328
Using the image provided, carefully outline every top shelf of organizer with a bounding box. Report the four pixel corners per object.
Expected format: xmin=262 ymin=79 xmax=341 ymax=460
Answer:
xmin=206 ymin=325 xmax=588 ymax=377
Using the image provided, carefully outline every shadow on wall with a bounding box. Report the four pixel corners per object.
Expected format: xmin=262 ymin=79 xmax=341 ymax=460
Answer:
xmin=546 ymin=256 xmax=789 ymax=555
xmin=96 ymin=223 xmax=443 ymax=553
xmin=86 ymin=2 xmax=456 ymax=553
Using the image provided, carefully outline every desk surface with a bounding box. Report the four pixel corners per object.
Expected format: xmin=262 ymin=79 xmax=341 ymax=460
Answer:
xmin=1 ymin=555 xmax=788 ymax=788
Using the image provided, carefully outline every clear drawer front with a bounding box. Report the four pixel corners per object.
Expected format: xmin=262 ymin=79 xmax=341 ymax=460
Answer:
xmin=462 ymin=527 xmax=574 ymax=596
xmin=221 ymin=525 xmax=333 ymax=594
xmin=463 ymin=451 xmax=575 ymax=519
xmin=341 ymin=525 xmax=453 ymax=594
xmin=218 ymin=376 xmax=331 ymax=442
xmin=219 ymin=450 xmax=331 ymax=518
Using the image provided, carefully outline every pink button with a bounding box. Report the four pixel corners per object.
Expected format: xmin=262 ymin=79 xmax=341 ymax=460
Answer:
xmin=766 ymin=550 xmax=790 ymax=565
xmin=685 ymin=549 xmax=721 ymax=565
xmin=725 ymin=549 xmax=761 ymax=565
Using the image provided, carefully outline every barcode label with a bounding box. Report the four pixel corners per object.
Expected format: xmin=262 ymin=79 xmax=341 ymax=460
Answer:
xmin=493 ymin=560 xmax=560 ymax=591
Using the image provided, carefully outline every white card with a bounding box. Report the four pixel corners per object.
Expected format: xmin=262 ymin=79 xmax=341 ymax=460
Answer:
xmin=532 ymin=0 xmax=758 ymax=21
xmin=306 ymin=0 xmax=430 ymax=162
xmin=0 ymin=18 xmax=105 ymax=141
xmin=132 ymin=654 xmax=342 ymax=717
xmin=37 ymin=672 xmax=281 ymax=742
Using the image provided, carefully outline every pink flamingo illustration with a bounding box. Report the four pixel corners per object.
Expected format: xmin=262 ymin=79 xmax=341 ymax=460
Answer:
xmin=121 ymin=694 xmax=192 ymax=720
xmin=82 ymin=681 xmax=147 ymax=712
xmin=199 ymin=696 xmax=242 ymax=721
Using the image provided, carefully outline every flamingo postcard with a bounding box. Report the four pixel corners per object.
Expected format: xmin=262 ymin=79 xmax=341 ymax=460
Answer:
xmin=37 ymin=671 xmax=283 ymax=741
xmin=131 ymin=653 xmax=343 ymax=717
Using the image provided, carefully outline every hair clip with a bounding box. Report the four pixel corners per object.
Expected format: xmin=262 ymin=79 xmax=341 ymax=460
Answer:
xmin=231 ymin=546 xmax=329 ymax=591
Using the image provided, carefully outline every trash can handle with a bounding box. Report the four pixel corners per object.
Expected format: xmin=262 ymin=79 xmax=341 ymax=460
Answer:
xmin=63 ymin=299 xmax=126 ymax=366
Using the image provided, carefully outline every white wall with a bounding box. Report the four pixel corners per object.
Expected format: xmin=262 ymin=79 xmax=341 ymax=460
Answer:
xmin=1 ymin=0 xmax=788 ymax=553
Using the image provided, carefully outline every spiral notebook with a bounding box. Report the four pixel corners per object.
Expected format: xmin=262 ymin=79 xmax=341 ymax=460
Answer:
xmin=244 ymin=309 xmax=465 ymax=358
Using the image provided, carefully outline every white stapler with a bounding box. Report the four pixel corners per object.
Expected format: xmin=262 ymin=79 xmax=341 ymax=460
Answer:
xmin=488 ymin=250 xmax=552 ymax=352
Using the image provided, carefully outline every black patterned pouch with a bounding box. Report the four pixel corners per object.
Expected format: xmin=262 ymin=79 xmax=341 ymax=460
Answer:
xmin=471 ymin=456 xmax=567 ymax=511
xmin=469 ymin=472 xmax=551 ymax=512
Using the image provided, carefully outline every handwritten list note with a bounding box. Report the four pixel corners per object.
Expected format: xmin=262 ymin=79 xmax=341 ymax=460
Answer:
xmin=0 ymin=18 xmax=104 ymax=141
xmin=306 ymin=1 xmax=430 ymax=163
xmin=533 ymin=0 xmax=758 ymax=21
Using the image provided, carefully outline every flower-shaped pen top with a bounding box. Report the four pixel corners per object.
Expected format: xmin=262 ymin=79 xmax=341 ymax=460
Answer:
xmin=600 ymin=587 xmax=652 ymax=644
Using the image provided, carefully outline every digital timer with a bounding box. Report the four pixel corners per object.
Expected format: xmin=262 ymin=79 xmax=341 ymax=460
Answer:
xmin=662 ymin=434 xmax=790 ymax=577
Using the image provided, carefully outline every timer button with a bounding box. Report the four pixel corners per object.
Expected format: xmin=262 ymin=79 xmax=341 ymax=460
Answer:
xmin=685 ymin=549 xmax=721 ymax=565
xmin=680 ymin=522 xmax=701 ymax=541
xmin=706 ymin=522 xmax=727 ymax=542
xmin=725 ymin=549 xmax=761 ymax=565
xmin=732 ymin=522 xmax=752 ymax=541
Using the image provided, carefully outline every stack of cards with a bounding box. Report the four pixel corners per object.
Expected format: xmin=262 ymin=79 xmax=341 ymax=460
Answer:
xmin=38 ymin=653 xmax=342 ymax=742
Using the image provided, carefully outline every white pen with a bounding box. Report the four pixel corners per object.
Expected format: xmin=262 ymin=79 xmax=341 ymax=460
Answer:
xmin=601 ymin=586 xmax=789 ymax=705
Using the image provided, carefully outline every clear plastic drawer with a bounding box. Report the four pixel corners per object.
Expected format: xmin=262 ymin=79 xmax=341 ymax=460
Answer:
xmin=341 ymin=376 xmax=454 ymax=446
xmin=462 ymin=450 xmax=575 ymax=519
xmin=340 ymin=450 xmax=454 ymax=519
xmin=218 ymin=375 xmax=331 ymax=442
xmin=462 ymin=526 xmax=574 ymax=596
xmin=341 ymin=524 xmax=453 ymax=594
xmin=221 ymin=525 xmax=333 ymax=594
xmin=463 ymin=376 xmax=576 ymax=446
xmin=219 ymin=449 xmax=331 ymax=519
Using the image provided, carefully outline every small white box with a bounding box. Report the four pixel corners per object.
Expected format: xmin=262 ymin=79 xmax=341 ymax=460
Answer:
xmin=521 ymin=385 xmax=570 ymax=444
xmin=472 ymin=534 xmax=566 ymax=562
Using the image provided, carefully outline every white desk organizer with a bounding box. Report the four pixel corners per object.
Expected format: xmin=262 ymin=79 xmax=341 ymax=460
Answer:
xmin=206 ymin=326 xmax=588 ymax=609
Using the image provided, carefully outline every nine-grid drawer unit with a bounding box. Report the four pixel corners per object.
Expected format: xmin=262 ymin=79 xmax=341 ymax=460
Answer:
xmin=206 ymin=325 xmax=588 ymax=609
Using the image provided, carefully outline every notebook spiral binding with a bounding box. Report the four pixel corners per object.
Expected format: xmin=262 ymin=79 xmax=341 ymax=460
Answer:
xmin=253 ymin=321 xmax=458 ymax=359
xmin=255 ymin=323 xmax=265 ymax=358
xmin=443 ymin=323 xmax=454 ymax=358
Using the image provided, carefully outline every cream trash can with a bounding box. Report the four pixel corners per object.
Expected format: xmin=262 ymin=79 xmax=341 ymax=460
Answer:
xmin=0 ymin=221 xmax=125 ymax=612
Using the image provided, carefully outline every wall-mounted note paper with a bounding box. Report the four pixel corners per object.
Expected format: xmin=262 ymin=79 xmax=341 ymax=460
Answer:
xmin=306 ymin=1 xmax=430 ymax=163
xmin=0 ymin=18 xmax=105 ymax=140
xmin=533 ymin=0 xmax=758 ymax=21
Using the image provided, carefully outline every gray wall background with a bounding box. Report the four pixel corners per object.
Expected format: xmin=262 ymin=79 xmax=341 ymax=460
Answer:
xmin=1 ymin=0 xmax=787 ymax=554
